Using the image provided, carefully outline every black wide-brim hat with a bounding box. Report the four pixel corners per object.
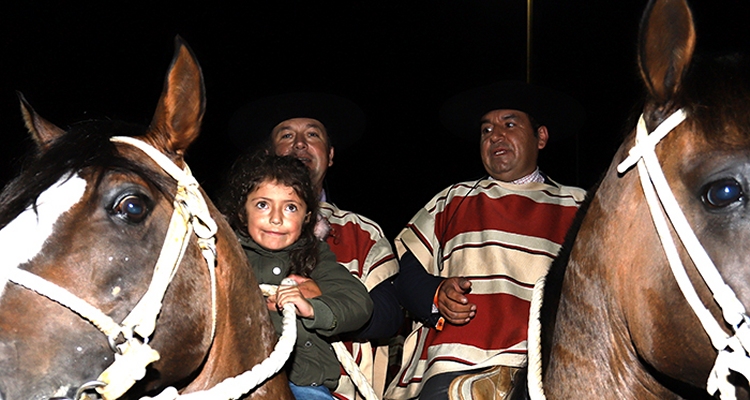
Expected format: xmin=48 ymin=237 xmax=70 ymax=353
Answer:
xmin=228 ymin=92 xmax=366 ymax=151
xmin=439 ymin=80 xmax=585 ymax=143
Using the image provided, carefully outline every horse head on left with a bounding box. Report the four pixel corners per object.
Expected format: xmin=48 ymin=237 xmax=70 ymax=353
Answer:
xmin=0 ymin=38 xmax=292 ymax=400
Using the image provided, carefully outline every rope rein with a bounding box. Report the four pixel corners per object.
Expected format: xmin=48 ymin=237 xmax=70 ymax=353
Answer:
xmin=526 ymin=276 xmax=546 ymax=400
xmin=259 ymin=284 xmax=380 ymax=400
xmin=527 ymin=110 xmax=750 ymax=400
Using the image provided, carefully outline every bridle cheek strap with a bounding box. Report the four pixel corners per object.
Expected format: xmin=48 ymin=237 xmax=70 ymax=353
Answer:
xmin=96 ymin=200 xmax=193 ymax=400
xmin=617 ymin=111 xmax=750 ymax=400
xmin=92 ymin=136 xmax=219 ymax=399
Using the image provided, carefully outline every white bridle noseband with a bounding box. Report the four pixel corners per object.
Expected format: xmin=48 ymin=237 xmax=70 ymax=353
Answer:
xmin=528 ymin=110 xmax=750 ymax=400
xmin=4 ymin=136 xmax=296 ymax=400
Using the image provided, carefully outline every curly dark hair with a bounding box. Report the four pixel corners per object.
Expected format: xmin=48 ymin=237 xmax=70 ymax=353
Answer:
xmin=218 ymin=149 xmax=319 ymax=277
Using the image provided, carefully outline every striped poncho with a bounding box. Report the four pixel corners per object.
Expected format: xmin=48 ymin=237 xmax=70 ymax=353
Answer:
xmin=320 ymin=201 xmax=400 ymax=400
xmin=385 ymin=177 xmax=585 ymax=399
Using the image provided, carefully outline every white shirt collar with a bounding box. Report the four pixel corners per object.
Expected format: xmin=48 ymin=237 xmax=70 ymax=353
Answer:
xmin=508 ymin=167 xmax=544 ymax=185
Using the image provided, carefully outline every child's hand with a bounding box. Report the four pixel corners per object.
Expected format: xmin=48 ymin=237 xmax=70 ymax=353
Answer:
xmin=265 ymin=295 xmax=277 ymax=312
xmin=276 ymin=284 xmax=315 ymax=319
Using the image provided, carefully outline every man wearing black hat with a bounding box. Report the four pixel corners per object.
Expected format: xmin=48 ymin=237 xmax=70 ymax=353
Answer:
xmin=229 ymin=93 xmax=402 ymax=399
xmin=385 ymin=81 xmax=587 ymax=399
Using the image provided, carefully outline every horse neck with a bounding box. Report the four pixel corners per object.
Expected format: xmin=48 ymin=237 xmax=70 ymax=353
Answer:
xmin=181 ymin=208 xmax=290 ymax=397
xmin=542 ymin=162 xmax=692 ymax=399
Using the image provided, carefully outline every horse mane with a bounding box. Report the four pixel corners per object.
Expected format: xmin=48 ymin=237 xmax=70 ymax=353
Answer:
xmin=537 ymin=179 xmax=598 ymax=369
xmin=0 ymin=119 xmax=175 ymax=229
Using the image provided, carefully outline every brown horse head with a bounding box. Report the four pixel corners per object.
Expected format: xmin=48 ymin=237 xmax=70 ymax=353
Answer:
xmin=540 ymin=0 xmax=750 ymax=399
xmin=0 ymin=38 xmax=291 ymax=399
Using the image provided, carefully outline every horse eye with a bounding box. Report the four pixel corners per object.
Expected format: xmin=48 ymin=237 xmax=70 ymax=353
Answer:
xmin=702 ymin=179 xmax=744 ymax=208
xmin=113 ymin=195 xmax=149 ymax=222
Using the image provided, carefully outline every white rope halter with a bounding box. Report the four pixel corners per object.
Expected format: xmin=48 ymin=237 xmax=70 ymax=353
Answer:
xmin=5 ymin=136 xmax=296 ymax=400
xmin=527 ymin=110 xmax=750 ymax=400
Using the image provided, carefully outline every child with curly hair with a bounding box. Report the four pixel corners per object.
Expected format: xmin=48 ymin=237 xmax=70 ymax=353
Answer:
xmin=219 ymin=151 xmax=373 ymax=399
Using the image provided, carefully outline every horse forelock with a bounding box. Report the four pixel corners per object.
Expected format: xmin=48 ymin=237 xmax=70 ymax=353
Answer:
xmin=678 ymin=53 xmax=750 ymax=148
xmin=0 ymin=119 xmax=176 ymax=231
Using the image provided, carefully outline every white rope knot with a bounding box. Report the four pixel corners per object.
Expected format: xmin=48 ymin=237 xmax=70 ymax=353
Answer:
xmin=708 ymin=334 xmax=750 ymax=400
xmin=617 ymin=110 xmax=687 ymax=174
xmin=174 ymin=175 xmax=218 ymax=241
xmin=97 ymin=339 xmax=161 ymax=400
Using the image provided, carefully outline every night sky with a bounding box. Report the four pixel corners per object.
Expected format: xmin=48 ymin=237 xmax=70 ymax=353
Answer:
xmin=2 ymin=0 xmax=749 ymax=239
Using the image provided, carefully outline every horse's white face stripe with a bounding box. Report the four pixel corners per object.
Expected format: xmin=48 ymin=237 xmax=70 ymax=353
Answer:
xmin=0 ymin=174 xmax=87 ymax=298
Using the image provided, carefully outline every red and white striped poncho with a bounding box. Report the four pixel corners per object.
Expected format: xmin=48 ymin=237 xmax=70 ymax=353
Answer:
xmin=385 ymin=177 xmax=585 ymax=399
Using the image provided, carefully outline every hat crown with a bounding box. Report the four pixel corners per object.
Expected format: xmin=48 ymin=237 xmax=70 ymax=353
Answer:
xmin=228 ymin=92 xmax=365 ymax=150
xmin=440 ymin=80 xmax=585 ymax=142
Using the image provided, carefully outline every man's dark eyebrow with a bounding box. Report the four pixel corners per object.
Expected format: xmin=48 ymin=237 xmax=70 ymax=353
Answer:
xmin=273 ymin=122 xmax=324 ymax=136
xmin=480 ymin=112 xmax=520 ymax=125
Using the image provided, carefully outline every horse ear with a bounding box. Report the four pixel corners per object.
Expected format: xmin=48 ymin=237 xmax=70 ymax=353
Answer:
xmin=146 ymin=36 xmax=206 ymax=163
xmin=17 ymin=92 xmax=66 ymax=151
xmin=637 ymin=0 xmax=696 ymax=109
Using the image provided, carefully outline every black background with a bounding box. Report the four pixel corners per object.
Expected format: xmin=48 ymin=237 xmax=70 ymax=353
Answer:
xmin=2 ymin=1 xmax=749 ymax=239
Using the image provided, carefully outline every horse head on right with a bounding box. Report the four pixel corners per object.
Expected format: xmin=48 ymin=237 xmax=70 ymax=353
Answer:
xmin=0 ymin=38 xmax=292 ymax=400
xmin=532 ymin=0 xmax=750 ymax=399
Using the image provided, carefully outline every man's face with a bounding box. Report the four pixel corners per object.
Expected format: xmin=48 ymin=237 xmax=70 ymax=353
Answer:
xmin=479 ymin=109 xmax=548 ymax=182
xmin=270 ymin=118 xmax=334 ymax=194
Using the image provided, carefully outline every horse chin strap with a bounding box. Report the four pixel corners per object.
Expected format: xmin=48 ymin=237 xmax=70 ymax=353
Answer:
xmin=6 ymin=136 xmax=220 ymax=400
xmin=616 ymin=110 xmax=750 ymax=400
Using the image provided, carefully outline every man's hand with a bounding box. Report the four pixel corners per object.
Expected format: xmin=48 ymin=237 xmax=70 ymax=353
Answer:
xmin=437 ymin=277 xmax=476 ymax=325
xmin=287 ymin=274 xmax=322 ymax=299
xmin=265 ymin=274 xmax=322 ymax=311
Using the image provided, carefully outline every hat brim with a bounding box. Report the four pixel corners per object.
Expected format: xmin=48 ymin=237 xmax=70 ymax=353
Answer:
xmin=439 ymin=81 xmax=585 ymax=144
xmin=228 ymin=92 xmax=366 ymax=151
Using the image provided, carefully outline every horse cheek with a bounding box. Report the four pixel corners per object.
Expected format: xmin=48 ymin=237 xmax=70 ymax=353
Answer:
xmin=149 ymin=243 xmax=214 ymax=385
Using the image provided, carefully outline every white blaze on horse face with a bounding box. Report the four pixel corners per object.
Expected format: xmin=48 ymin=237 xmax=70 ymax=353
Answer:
xmin=0 ymin=174 xmax=87 ymax=298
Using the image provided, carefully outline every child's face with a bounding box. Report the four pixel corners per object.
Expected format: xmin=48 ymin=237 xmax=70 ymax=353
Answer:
xmin=244 ymin=180 xmax=309 ymax=250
